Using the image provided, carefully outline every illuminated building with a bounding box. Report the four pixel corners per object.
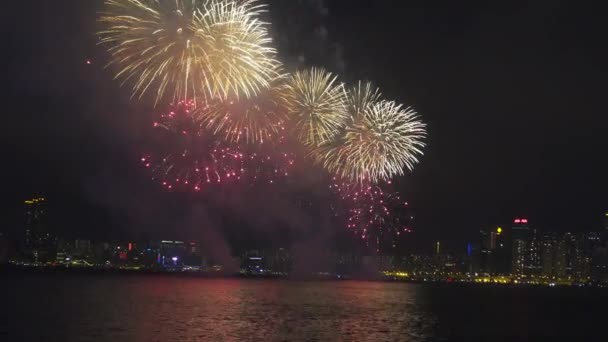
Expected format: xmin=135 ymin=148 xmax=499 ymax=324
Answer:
xmin=23 ymin=197 xmax=56 ymax=262
xmin=542 ymin=233 xmax=555 ymax=277
xmin=511 ymin=218 xmax=530 ymax=275
xmin=554 ymin=239 xmax=567 ymax=277
xmin=183 ymin=242 xmax=205 ymax=268
xmin=489 ymin=231 xmax=497 ymax=250
xmin=159 ymin=240 xmax=186 ymax=267
xmin=242 ymin=252 xmax=265 ymax=275
xmin=494 ymin=225 xmax=510 ymax=275
xmin=55 ymin=239 xmax=73 ymax=262
xmin=473 ymin=226 xmax=506 ymax=275
xmin=588 ymin=219 xmax=608 ymax=282
xmin=138 ymin=242 xmax=161 ymax=267
xmin=566 ymin=233 xmax=590 ymax=281
xmin=512 ymin=241 xmax=526 ymax=274
xmin=241 ymin=248 xmax=293 ymax=275
xmin=24 ymin=197 xmax=50 ymax=248
xmin=476 ymin=230 xmax=494 ymax=274
xmin=481 ymin=227 xmax=501 ymax=251
xmin=526 ymin=228 xmax=542 ymax=275
xmin=542 ymin=233 xmax=567 ymax=278
xmin=74 ymin=239 xmax=91 ymax=258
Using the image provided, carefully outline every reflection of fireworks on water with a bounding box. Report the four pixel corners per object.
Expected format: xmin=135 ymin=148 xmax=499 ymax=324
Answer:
xmin=330 ymin=178 xmax=413 ymax=252
xmin=140 ymin=99 xmax=295 ymax=192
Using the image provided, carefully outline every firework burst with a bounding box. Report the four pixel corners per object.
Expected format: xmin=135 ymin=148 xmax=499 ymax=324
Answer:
xmin=314 ymin=83 xmax=426 ymax=183
xmin=346 ymin=81 xmax=381 ymax=118
xmin=330 ymin=178 xmax=413 ymax=253
xmin=284 ymin=68 xmax=348 ymax=147
xmin=98 ymin=0 xmax=281 ymax=105
xmin=141 ymin=99 xmax=245 ymax=191
xmin=197 ymin=78 xmax=290 ymax=144
xmin=141 ymin=99 xmax=295 ymax=191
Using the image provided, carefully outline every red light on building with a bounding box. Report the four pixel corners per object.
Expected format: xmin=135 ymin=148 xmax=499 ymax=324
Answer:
xmin=128 ymin=243 xmax=133 ymax=251
xmin=521 ymin=219 xmax=528 ymax=224
xmin=514 ymin=219 xmax=521 ymax=223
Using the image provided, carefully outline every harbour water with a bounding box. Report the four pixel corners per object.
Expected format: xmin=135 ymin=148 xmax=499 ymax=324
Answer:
xmin=1 ymin=274 xmax=605 ymax=341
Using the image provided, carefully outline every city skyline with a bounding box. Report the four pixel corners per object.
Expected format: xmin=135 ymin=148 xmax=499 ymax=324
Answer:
xmin=3 ymin=193 xmax=608 ymax=255
xmin=5 ymin=198 xmax=608 ymax=287
xmin=7 ymin=196 xmax=608 ymax=260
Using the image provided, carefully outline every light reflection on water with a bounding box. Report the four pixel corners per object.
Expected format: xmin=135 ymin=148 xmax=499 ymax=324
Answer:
xmin=3 ymin=275 xmax=606 ymax=341
xmin=3 ymin=276 xmax=434 ymax=341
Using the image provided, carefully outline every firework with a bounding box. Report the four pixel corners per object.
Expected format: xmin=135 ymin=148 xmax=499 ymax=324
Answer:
xmin=284 ymin=68 xmax=348 ymax=147
xmin=315 ymin=84 xmax=426 ymax=183
xmin=141 ymin=99 xmax=295 ymax=191
xmin=141 ymin=99 xmax=245 ymax=191
xmin=330 ymin=178 xmax=413 ymax=253
xmin=98 ymin=0 xmax=281 ymax=105
xmin=346 ymin=81 xmax=382 ymax=118
xmin=198 ymin=77 xmax=290 ymax=144
xmin=242 ymin=147 xmax=296 ymax=185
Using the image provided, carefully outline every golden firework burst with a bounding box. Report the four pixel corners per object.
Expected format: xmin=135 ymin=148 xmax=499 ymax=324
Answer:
xmin=314 ymin=82 xmax=426 ymax=183
xmin=197 ymin=75 xmax=290 ymax=144
xmin=283 ymin=68 xmax=348 ymax=147
xmin=98 ymin=0 xmax=281 ymax=105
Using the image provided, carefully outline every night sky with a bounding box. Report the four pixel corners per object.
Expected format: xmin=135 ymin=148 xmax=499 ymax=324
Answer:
xmin=2 ymin=0 xmax=607 ymax=252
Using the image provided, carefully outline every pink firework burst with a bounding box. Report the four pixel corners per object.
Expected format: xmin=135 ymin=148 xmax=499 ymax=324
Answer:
xmin=330 ymin=178 xmax=414 ymax=253
xmin=141 ymin=99 xmax=296 ymax=192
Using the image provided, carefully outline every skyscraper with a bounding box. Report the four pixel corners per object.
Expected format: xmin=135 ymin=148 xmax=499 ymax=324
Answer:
xmin=542 ymin=234 xmax=555 ymax=277
xmin=527 ymin=228 xmax=542 ymax=275
xmin=24 ymin=197 xmax=55 ymax=262
xmin=590 ymin=214 xmax=608 ymax=283
xmin=473 ymin=227 xmax=505 ymax=275
xmin=541 ymin=233 xmax=567 ymax=279
xmin=24 ymin=197 xmax=49 ymax=248
xmin=566 ymin=233 xmax=590 ymax=281
xmin=511 ymin=218 xmax=530 ymax=275
xmin=554 ymin=238 xmax=567 ymax=278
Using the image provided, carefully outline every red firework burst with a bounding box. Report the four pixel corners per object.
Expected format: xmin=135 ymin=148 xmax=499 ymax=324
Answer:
xmin=141 ymin=99 xmax=295 ymax=192
xmin=330 ymin=178 xmax=414 ymax=253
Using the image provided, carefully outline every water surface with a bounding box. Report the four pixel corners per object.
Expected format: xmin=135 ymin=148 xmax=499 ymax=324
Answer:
xmin=1 ymin=275 xmax=605 ymax=341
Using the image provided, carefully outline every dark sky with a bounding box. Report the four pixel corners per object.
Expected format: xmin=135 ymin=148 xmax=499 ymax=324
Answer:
xmin=2 ymin=0 xmax=607 ymax=253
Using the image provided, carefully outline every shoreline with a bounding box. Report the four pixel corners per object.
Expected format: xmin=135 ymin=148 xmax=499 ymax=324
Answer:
xmin=3 ymin=263 xmax=606 ymax=289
